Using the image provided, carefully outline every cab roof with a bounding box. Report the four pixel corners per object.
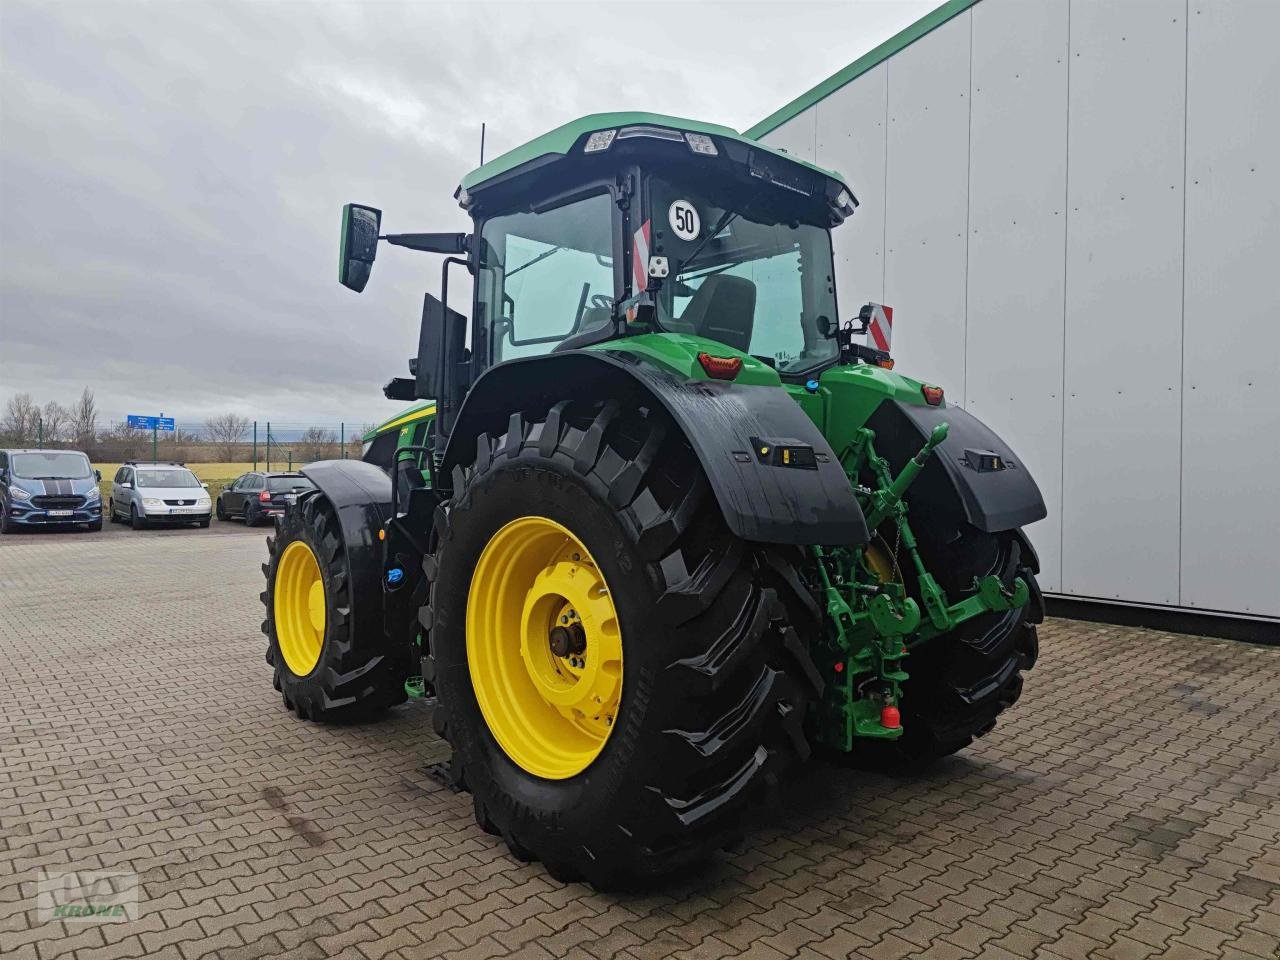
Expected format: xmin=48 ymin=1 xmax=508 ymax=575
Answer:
xmin=457 ymin=111 xmax=851 ymax=198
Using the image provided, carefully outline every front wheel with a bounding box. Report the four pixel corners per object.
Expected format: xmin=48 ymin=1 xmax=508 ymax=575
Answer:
xmin=426 ymin=399 xmax=822 ymax=888
xmin=261 ymin=491 xmax=408 ymax=720
xmin=216 ymin=499 xmax=226 ymax=520
xmin=130 ymin=506 xmax=146 ymax=530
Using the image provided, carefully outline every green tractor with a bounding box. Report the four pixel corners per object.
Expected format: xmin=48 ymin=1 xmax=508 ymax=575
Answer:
xmin=262 ymin=112 xmax=1045 ymax=888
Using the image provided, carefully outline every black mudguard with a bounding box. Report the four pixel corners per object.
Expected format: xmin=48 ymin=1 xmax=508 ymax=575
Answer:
xmin=299 ymin=460 xmax=393 ymax=639
xmin=864 ymin=400 xmax=1047 ymax=533
xmin=441 ymin=350 xmax=869 ymax=547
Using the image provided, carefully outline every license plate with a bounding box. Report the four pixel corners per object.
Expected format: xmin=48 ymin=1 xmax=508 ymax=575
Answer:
xmin=285 ymin=495 xmax=297 ymax=504
xmin=47 ymin=509 xmax=73 ymax=517
xmin=182 ymin=507 xmax=203 ymax=513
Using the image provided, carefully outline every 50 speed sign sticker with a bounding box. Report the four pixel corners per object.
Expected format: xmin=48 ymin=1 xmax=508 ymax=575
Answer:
xmin=668 ymin=200 xmax=701 ymax=241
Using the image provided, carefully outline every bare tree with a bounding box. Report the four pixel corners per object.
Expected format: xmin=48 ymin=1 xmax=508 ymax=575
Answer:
xmin=298 ymin=427 xmax=337 ymax=463
xmin=1 ymin=393 xmax=39 ymax=445
xmin=70 ymin=388 xmax=98 ymax=449
xmin=204 ymin=414 xmax=250 ymax=461
xmin=40 ymin=402 xmax=69 ymax=445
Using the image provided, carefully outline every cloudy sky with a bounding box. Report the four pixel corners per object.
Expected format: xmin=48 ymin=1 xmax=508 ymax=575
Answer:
xmin=0 ymin=0 xmax=933 ymax=429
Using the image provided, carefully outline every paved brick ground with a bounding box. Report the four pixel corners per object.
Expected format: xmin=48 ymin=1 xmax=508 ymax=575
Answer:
xmin=2 ymin=530 xmax=1277 ymax=960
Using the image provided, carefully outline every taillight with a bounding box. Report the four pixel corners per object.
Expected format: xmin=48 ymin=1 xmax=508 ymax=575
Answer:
xmin=697 ymin=352 xmax=742 ymax=381
xmin=922 ymin=385 xmax=944 ymax=406
xmin=259 ymin=490 xmax=271 ymax=502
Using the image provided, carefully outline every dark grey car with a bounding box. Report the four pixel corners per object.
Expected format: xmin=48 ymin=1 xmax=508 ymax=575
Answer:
xmin=216 ymin=472 xmax=314 ymax=526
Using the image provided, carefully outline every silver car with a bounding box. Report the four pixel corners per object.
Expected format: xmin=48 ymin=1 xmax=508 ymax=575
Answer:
xmin=109 ymin=462 xmax=211 ymax=529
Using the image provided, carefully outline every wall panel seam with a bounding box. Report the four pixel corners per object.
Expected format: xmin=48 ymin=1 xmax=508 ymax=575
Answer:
xmin=1059 ymin=0 xmax=1073 ymax=591
xmin=963 ymin=9 xmax=974 ymax=406
xmin=882 ymin=63 xmax=891 ymax=298
xmin=1176 ymin=0 xmax=1190 ymax=605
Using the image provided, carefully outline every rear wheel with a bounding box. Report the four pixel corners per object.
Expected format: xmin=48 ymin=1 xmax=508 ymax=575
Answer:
xmin=261 ymin=491 xmax=408 ymax=720
xmin=244 ymin=502 xmax=259 ymax=526
xmin=426 ymin=399 xmax=822 ymax=888
xmin=860 ymin=526 xmax=1041 ymax=770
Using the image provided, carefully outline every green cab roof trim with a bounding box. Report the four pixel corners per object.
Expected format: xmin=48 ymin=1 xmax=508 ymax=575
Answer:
xmin=743 ymin=0 xmax=981 ymax=140
xmin=459 ymin=111 xmax=850 ymax=194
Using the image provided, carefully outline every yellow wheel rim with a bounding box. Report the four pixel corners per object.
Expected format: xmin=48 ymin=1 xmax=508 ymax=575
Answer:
xmin=275 ymin=540 xmax=326 ymax=676
xmin=467 ymin=516 xmax=623 ymax=780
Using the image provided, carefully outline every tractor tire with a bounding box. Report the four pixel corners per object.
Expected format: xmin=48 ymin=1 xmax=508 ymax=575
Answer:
xmin=261 ymin=490 xmax=408 ymax=720
xmin=425 ymin=398 xmax=822 ymax=889
xmin=862 ymin=526 xmax=1041 ymax=771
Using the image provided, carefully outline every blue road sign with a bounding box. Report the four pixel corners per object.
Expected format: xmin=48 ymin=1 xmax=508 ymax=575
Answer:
xmin=127 ymin=415 xmax=175 ymax=432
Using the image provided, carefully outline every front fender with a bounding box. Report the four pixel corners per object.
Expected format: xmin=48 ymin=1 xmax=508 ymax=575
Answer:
xmin=442 ymin=350 xmax=869 ymax=547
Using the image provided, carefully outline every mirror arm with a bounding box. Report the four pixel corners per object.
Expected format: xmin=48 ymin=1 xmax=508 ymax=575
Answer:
xmin=384 ymin=233 xmax=471 ymax=256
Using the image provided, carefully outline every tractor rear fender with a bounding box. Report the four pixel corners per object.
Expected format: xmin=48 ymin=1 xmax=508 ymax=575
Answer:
xmin=863 ymin=400 xmax=1047 ymax=534
xmin=299 ymin=459 xmax=393 ymax=639
xmin=441 ymin=350 xmax=869 ymax=547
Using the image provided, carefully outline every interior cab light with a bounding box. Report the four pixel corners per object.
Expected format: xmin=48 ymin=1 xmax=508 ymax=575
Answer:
xmin=697 ymin=352 xmax=743 ymax=381
xmin=922 ymin=384 xmax=944 ymax=406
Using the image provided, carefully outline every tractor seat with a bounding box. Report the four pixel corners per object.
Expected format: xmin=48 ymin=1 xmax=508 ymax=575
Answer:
xmin=680 ymin=274 xmax=757 ymax=353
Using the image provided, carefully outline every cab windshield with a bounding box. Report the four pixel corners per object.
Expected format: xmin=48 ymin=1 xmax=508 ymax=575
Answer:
xmin=649 ymin=178 xmax=839 ymax=376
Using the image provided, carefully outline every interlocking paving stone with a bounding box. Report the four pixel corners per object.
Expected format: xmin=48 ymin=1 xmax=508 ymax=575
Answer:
xmin=2 ymin=529 xmax=1278 ymax=959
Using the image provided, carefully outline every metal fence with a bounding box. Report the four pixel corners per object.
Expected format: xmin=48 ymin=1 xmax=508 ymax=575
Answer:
xmin=1 ymin=419 xmax=374 ymax=469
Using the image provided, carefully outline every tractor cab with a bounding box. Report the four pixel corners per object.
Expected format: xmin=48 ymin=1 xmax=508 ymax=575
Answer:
xmin=461 ymin=114 xmax=858 ymax=378
xmin=342 ymin=113 xmax=861 ymax=434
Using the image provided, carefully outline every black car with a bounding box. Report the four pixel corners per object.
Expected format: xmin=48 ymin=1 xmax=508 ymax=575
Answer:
xmin=216 ymin=472 xmax=314 ymax=526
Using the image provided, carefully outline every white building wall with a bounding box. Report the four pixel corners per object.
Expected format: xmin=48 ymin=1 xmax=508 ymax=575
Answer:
xmin=763 ymin=0 xmax=1280 ymax=621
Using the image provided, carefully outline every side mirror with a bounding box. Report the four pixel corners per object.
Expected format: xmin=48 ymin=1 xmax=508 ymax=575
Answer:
xmin=339 ymin=203 xmax=381 ymax=292
xmin=817 ymin=315 xmax=836 ymax=339
xmin=94 ymin=469 xmax=101 ymax=481
xmin=122 ymin=481 xmax=133 ymax=490
xmin=201 ymin=482 xmax=209 ymax=490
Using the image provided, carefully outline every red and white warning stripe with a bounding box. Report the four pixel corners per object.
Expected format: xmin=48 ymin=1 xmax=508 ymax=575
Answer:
xmin=867 ymin=304 xmax=893 ymax=352
xmin=632 ymin=220 xmax=651 ymax=292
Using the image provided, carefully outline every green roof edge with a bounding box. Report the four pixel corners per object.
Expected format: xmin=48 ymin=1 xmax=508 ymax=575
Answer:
xmin=743 ymin=0 xmax=982 ymax=140
xmin=460 ymin=110 xmax=852 ymax=195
